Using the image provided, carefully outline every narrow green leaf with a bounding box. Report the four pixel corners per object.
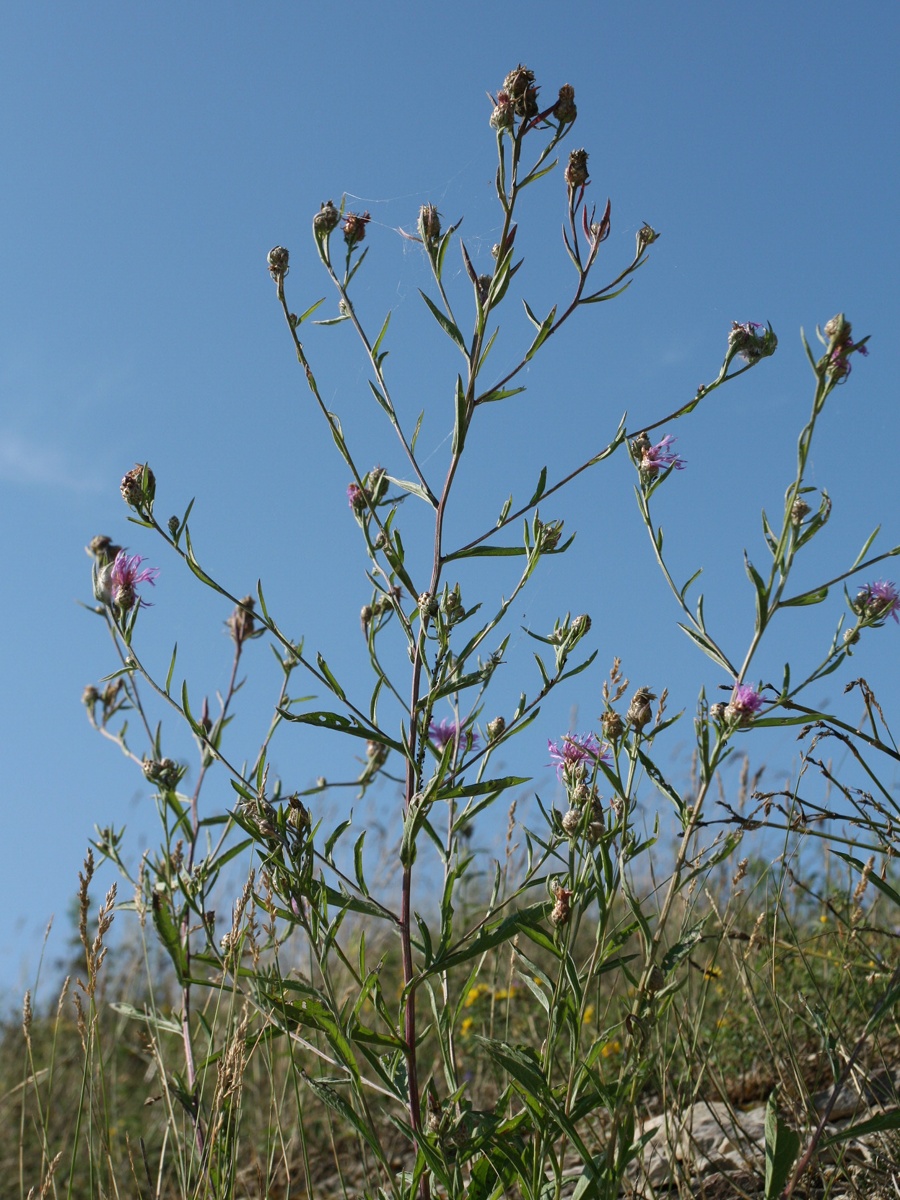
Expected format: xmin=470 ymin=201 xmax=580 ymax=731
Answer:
xmin=780 ymin=586 xmax=829 ymax=607
xmin=372 ymin=310 xmax=391 ymax=357
xmin=297 ymin=297 xmax=326 ymax=324
xmin=528 ymin=467 xmax=548 ymax=506
xmin=419 ymin=290 xmax=468 ymax=354
xmin=277 ymin=709 xmax=405 ymax=753
xmin=452 ymin=374 xmax=467 ymax=455
xmin=316 ymin=653 xmax=346 ymax=702
xmin=437 ymin=776 xmax=529 ymax=801
xmin=313 ymin=314 xmax=350 ymax=327
xmin=164 ymin=643 xmax=178 ymax=695
xmin=385 ymin=474 xmax=435 ymax=505
xmin=764 ymin=1091 xmax=801 ymax=1198
xmin=444 ymin=544 xmax=526 ymax=562
xmin=525 ymin=306 xmax=556 ymax=361
xmin=474 ymin=385 xmax=527 ymax=405
xmin=522 ymin=298 xmax=542 ymax=330
xmin=580 ymin=279 xmax=633 ymax=304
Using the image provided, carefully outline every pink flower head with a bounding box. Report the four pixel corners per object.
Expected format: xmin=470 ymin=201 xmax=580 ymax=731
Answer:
xmin=347 ymin=483 xmax=365 ymax=510
xmin=641 ymin=435 xmax=686 ymax=477
xmin=548 ymin=733 xmax=609 ymax=779
xmin=99 ymin=550 xmax=159 ymax=612
xmin=725 ymin=683 xmax=764 ymax=728
xmin=856 ymin=580 xmax=900 ymax=624
xmin=429 ymin=718 xmax=478 ymax=753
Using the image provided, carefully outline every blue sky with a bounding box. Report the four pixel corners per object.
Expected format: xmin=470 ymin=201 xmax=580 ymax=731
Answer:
xmin=2 ymin=1 xmax=899 ymax=999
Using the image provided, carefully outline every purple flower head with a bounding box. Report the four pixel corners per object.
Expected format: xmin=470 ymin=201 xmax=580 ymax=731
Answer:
xmin=429 ymin=718 xmax=479 ymax=753
xmin=641 ymin=435 xmax=686 ymax=477
xmin=548 ymin=733 xmax=609 ymax=780
xmin=97 ymin=550 xmax=159 ymax=612
xmin=856 ymin=580 xmax=900 ymax=624
xmin=724 ymin=683 xmax=764 ymax=728
xmin=347 ymin=482 xmax=365 ymax=510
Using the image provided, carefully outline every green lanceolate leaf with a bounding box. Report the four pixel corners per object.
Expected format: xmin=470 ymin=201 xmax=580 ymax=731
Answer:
xmin=764 ymin=1090 xmax=801 ymax=1198
xmin=419 ymin=289 xmax=468 ymax=355
xmin=276 ymin=709 xmax=405 ymax=754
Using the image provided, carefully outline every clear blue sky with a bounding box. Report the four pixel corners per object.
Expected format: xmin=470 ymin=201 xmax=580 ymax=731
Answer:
xmin=2 ymin=1 xmax=899 ymax=999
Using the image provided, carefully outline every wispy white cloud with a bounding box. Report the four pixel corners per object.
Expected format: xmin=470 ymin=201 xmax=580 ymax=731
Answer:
xmin=0 ymin=431 xmax=102 ymax=492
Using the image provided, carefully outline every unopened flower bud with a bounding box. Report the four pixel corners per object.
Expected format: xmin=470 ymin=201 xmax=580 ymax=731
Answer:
xmin=824 ymin=313 xmax=851 ymax=343
xmin=565 ymin=149 xmax=590 ymax=193
xmin=143 ymin=757 xmax=181 ymax=791
xmin=227 ymin=596 xmax=256 ymax=646
xmin=167 ymin=515 xmax=179 ymax=537
xmin=87 ymin=535 xmax=122 ymax=565
xmin=537 ymin=519 xmax=563 ymax=553
xmin=487 ymin=716 xmax=506 ymax=742
xmin=709 ymin=702 xmax=728 ymax=723
xmin=287 ymin=795 xmax=310 ymax=831
xmin=562 ymin=809 xmax=581 ymax=836
xmin=120 ymin=463 xmax=155 ymax=509
xmin=367 ymin=466 xmax=388 ymax=503
xmin=418 ymin=591 xmax=438 ymax=619
xmin=601 ymin=710 xmax=624 ymax=742
xmin=82 ymin=685 xmax=99 ymax=708
xmin=476 ymin=275 xmax=492 ymax=305
xmin=115 ymin=582 xmax=136 ymax=613
xmin=636 ymin=224 xmax=659 ymax=257
xmin=553 ymin=83 xmax=576 ymax=124
xmin=360 ymin=604 xmax=373 ymax=635
xmin=267 ymin=245 xmax=289 ymax=279
xmin=313 ymin=200 xmax=340 ymax=235
xmin=571 ymin=613 xmax=591 ymax=639
xmin=490 ymin=91 xmax=515 ymax=130
xmin=791 ymin=498 xmax=810 ymax=526
xmin=844 ymin=628 xmax=860 ymax=645
xmin=418 ymin=204 xmax=441 ymax=245
xmin=627 ymin=687 xmax=656 ymax=731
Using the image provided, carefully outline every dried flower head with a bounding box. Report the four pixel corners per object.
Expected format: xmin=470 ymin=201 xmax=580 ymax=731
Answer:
xmin=342 ymin=210 xmax=370 ymax=248
xmin=627 ymin=687 xmax=656 ymax=730
xmin=728 ymin=321 xmax=777 ymax=364
xmin=550 ymin=882 xmax=573 ymax=926
xmin=565 ymin=148 xmax=590 ymax=193
xmin=142 ymin=757 xmax=181 ymax=790
xmin=503 ymin=64 xmax=538 ymax=117
xmin=553 ymin=84 xmax=577 ymax=124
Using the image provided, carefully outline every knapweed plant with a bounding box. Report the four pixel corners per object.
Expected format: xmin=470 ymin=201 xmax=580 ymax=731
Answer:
xmin=60 ymin=64 xmax=900 ymax=1200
